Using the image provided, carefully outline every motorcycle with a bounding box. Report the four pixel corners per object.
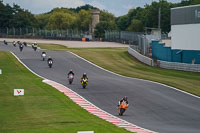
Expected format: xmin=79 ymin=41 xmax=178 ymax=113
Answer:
xmin=68 ymin=74 xmax=74 ymax=84
xmin=41 ymin=53 xmax=46 ymax=61
xmin=118 ymin=101 xmax=128 ymax=116
xmin=47 ymin=60 xmax=53 ymax=68
xmin=32 ymin=44 xmax=37 ymax=51
xmin=81 ymin=78 xmax=88 ymax=88
xmin=19 ymin=44 xmax=24 ymax=52
xmin=23 ymin=42 xmax=27 ymax=47
xmin=33 ymin=46 xmax=37 ymax=51
xmin=13 ymin=42 xmax=16 ymax=47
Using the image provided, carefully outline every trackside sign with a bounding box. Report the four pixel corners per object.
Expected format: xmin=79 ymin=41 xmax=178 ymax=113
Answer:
xmin=14 ymin=89 xmax=24 ymax=96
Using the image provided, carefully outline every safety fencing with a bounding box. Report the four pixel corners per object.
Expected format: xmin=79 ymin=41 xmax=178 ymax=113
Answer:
xmin=128 ymin=46 xmax=154 ymax=66
xmin=157 ymin=60 xmax=200 ymax=72
xmin=0 ymin=27 xmax=86 ymax=40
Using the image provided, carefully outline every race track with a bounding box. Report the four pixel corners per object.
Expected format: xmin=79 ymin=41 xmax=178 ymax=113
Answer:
xmin=1 ymin=43 xmax=200 ymax=133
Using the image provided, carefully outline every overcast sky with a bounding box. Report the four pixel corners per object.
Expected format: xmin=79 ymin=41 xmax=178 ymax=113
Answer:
xmin=3 ymin=0 xmax=182 ymax=16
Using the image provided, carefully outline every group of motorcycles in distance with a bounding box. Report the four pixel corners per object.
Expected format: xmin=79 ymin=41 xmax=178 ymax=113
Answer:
xmin=12 ymin=40 xmax=37 ymax=52
xmin=10 ymin=40 xmax=52 ymax=68
xmin=4 ymin=40 xmax=126 ymax=115
xmin=40 ymin=51 xmax=88 ymax=89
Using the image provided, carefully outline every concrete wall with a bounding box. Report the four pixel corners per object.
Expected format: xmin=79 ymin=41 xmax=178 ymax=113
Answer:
xmin=128 ymin=46 xmax=154 ymax=66
xmin=158 ymin=60 xmax=200 ymax=72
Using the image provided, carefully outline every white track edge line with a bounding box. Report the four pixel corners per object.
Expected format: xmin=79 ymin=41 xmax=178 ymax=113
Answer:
xmin=10 ymin=51 xmax=155 ymax=133
xmin=68 ymin=51 xmax=200 ymax=99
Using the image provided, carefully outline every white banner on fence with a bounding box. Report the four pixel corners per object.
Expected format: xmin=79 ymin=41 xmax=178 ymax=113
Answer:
xmin=0 ymin=69 xmax=2 ymax=74
xmin=77 ymin=131 xmax=94 ymax=133
xmin=14 ymin=89 xmax=24 ymax=96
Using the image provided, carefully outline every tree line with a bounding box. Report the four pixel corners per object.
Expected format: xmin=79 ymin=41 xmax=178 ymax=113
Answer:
xmin=0 ymin=0 xmax=200 ymax=38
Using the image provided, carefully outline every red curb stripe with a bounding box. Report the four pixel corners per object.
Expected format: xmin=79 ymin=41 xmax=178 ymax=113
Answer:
xmin=43 ymin=79 xmax=155 ymax=133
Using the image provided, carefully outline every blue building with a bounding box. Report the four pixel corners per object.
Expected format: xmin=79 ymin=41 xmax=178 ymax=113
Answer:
xmin=152 ymin=40 xmax=200 ymax=64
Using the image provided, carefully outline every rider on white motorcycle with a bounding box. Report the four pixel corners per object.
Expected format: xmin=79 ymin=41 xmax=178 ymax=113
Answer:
xmin=67 ymin=69 xmax=74 ymax=77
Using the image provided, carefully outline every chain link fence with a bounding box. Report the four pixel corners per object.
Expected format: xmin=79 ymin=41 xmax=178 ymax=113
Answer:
xmin=105 ymin=31 xmax=143 ymax=45
xmin=0 ymin=27 xmax=87 ymax=40
xmin=105 ymin=31 xmax=162 ymax=56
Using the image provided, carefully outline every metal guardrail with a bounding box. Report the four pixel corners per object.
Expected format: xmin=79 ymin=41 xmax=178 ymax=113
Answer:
xmin=128 ymin=46 xmax=154 ymax=66
xmin=158 ymin=60 xmax=200 ymax=72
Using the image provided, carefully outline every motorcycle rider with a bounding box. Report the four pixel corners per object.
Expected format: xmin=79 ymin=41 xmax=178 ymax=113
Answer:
xmin=42 ymin=51 xmax=46 ymax=56
xmin=41 ymin=51 xmax=47 ymax=60
xmin=118 ymin=96 xmax=129 ymax=107
xmin=19 ymin=42 xmax=24 ymax=52
xmin=4 ymin=40 xmax=7 ymax=45
xmin=67 ymin=69 xmax=74 ymax=78
xmin=81 ymin=73 xmax=88 ymax=80
xmin=23 ymin=42 xmax=27 ymax=47
xmin=13 ymin=41 xmax=16 ymax=47
xmin=32 ymin=42 xmax=37 ymax=50
xmin=47 ymin=56 xmax=53 ymax=62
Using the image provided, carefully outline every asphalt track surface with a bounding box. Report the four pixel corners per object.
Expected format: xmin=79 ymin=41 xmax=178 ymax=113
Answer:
xmin=1 ymin=44 xmax=200 ymax=133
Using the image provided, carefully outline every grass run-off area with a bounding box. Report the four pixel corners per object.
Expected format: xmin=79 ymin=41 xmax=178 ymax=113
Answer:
xmin=0 ymin=51 xmax=130 ymax=133
xmin=38 ymin=43 xmax=68 ymax=51
xmin=38 ymin=43 xmax=200 ymax=97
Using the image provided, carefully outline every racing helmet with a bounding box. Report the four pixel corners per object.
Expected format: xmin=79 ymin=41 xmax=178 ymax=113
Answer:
xmin=123 ymin=96 xmax=127 ymax=101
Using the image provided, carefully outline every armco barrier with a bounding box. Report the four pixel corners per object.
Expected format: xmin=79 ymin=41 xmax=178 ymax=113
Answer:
xmin=158 ymin=60 xmax=200 ymax=72
xmin=128 ymin=46 xmax=154 ymax=66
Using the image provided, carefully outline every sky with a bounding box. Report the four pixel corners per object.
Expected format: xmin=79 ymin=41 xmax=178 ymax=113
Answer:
xmin=3 ymin=0 xmax=182 ymax=16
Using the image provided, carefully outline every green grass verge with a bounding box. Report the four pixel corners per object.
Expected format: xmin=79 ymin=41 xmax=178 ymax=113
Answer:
xmin=38 ymin=43 xmax=68 ymax=51
xmin=37 ymin=43 xmax=200 ymax=96
xmin=0 ymin=51 xmax=131 ymax=133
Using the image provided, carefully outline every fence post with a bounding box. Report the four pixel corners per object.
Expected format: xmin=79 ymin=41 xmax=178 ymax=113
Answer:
xmin=13 ymin=27 xmax=15 ymax=36
xmin=6 ymin=27 xmax=8 ymax=35
xmin=20 ymin=27 xmax=22 ymax=36
xmin=26 ymin=28 xmax=27 ymax=35
xmin=45 ymin=29 xmax=47 ymax=37
xmin=32 ymin=28 xmax=35 ymax=36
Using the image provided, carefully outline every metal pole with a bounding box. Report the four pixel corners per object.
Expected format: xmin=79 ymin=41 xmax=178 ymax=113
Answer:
xmin=26 ymin=28 xmax=28 ymax=35
xmin=32 ymin=28 xmax=35 ymax=36
xmin=13 ymin=27 xmax=15 ymax=36
xmin=6 ymin=27 xmax=8 ymax=35
xmin=20 ymin=27 xmax=22 ymax=35
xmin=158 ymin=8 xmax=161 ymax=29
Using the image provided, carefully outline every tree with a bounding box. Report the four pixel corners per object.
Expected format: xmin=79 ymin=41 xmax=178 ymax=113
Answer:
xmin=127 ymin=19 xmax=143 ymax=32
xmin=47 ymin=11 xmax=76 ymax=30
xmin=76 ymin=9 xmax=91 ymax=31
xmin=35 ymin=13 xmax=50 ymax=29
xmin=94 ymin=21 xmax=117 ymax=38
xmin=100 ymin=11 xmax=115 ymax=22
xmin=0 ymin=1 xmax=13 ymax=27
xmin=11 ymin=4 xmax=38 ymax=28
xmin=116 ymin=15 xmax=129 ymax=31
